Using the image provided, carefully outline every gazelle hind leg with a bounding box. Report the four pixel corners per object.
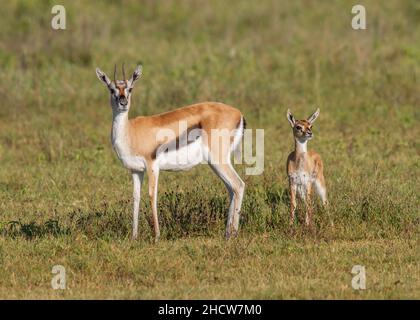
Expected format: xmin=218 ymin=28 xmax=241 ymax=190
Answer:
xmin=228 ymin=163 xmax=245 ymax=234
xmin=208 ymin=162 xmax=244 ymax=239
xmin=202 ymin=122 xmax=245 ymax=239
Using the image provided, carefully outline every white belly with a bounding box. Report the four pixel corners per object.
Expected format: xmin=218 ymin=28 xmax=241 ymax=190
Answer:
xmin=119 ymin=154 xmax=147 ymax=172
xmin=289 ymin=171 xmax=315 ymax=200
xmin=156 ymin=137 xmax=205 ymax=171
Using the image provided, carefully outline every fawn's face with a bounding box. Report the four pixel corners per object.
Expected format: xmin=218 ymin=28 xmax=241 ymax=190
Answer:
xmin=96 ymin=65 xmax=142 ymax=113
xmin=293 ymin=120 xmax=313 ymax=140
xmin=287 ymin=108 xmax=320 ymax=142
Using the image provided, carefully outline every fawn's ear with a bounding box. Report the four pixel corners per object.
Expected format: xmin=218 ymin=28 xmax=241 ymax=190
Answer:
xmin=96 ymin=68 xmax=111 ymax=87
xmin=129 ymin=65 xmax=143 ymax=88
xmin=287 ymin=109 xmax=296 ymax=128
xmin=307 ymin=108 xmax=320 ymax=124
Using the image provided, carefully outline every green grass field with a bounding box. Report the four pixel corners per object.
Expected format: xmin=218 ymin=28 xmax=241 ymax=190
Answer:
xmin=0 ymin=0 xmax=418 ymax=299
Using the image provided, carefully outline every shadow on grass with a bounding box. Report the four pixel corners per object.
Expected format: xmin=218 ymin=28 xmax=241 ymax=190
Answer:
xmin=0 ymin=188 xmax=291 ymax=240
xmin=158 ymin=190 xmax=229 ymax=239
xmin=2 ymin=185 xmax=411 ymax=241
xmin=0 ymin=219 xmax=70 ymax=239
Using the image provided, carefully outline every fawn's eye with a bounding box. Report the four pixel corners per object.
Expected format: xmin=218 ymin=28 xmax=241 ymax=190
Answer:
xmin=128 ymin=88 xmax=132 ymax=94
xmin=296 ymin=126 xmax=302 ymax=131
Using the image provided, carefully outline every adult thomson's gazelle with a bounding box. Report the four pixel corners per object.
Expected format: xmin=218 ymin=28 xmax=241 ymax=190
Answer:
xmin=95 ymin=64 xmax=245 ymax=241
xmin=286 ymin=108 xmax=327 ymax=230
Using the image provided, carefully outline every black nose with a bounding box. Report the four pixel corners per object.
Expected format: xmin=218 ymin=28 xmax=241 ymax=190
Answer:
xmin=119 ymin=96 xmax=128 ymax=106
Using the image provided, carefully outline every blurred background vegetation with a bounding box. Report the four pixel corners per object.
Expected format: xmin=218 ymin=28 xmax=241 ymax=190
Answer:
xmin=0 ymin=0 xmax=418 ymax=298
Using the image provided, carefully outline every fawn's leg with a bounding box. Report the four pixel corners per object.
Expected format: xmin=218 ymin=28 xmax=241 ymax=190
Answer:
xmin=289 ymin=181 xmax=297 ymax=227
xmin=304 ymin=183 xmax=314 ymax=229
xmin=315 ymin=174 xmax=333 ymax=227
xmin=314 ymin=175 xmax=327 ymax=206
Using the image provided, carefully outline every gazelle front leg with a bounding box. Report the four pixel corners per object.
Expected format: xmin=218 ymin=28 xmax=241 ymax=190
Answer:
xmin=132 ymin=171 xmax=144 ymax=240
xmin=147 ymin=164 xmax=160 ymax=242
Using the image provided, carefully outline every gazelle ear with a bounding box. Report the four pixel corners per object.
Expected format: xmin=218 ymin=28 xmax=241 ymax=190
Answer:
xmin=307 ymin=108 xmax=320 ymax=124
xmin=287 ymin=109 xmax=296 ymax=128
xmin=129 ymin=65 xmax=143 ymax=87
xmin=96 ymin=68 xmax=111 ymax=87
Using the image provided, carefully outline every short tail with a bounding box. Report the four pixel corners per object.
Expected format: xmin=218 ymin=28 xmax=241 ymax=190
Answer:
xmin=232 ymin=116 xmax=245 ymax=161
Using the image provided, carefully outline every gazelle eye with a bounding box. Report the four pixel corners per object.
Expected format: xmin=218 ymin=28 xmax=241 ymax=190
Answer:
xmin=296 ymin=126 xmax=302 ymax=131
xmin=128 ymin=88 xmax=132 ymax=93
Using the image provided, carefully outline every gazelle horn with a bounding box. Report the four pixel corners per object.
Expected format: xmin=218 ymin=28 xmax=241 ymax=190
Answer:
xmin=122 ymin=62 xmax=126 ymax=82
xmin=113 ymin=64 xmax=117 ymax=84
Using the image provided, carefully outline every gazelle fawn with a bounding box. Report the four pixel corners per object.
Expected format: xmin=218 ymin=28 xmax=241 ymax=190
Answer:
xmin=96 ymin=64 xmax=245 ymax=242
xmin=286 ymin=108 xmax=327 ymax=230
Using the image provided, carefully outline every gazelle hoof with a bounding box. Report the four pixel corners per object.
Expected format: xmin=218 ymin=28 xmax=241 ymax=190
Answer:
xmin=225 ymin=230 xmax=238 ymax=240
xmin=289 ymin=228 xmax=295 ymax=236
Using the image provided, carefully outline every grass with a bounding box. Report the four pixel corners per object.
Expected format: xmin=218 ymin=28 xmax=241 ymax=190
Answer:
xmin=1 ymin=237 xmax=417 ymax=299
xmin=0 ymin=0 xmax=418 ymax=299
